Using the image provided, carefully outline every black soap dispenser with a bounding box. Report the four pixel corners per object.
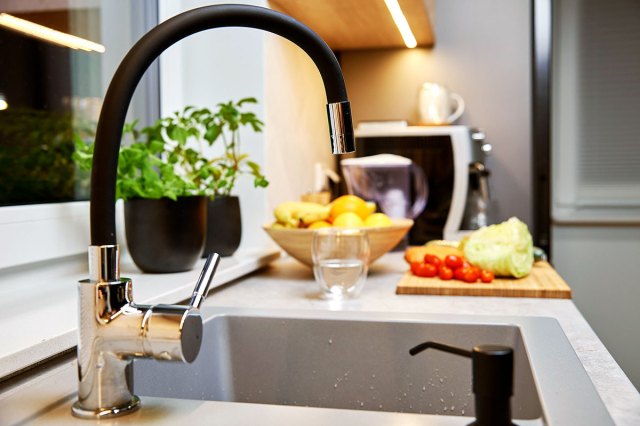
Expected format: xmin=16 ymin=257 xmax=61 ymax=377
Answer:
xmin=410 ymin=341 xmax=517 ymax=426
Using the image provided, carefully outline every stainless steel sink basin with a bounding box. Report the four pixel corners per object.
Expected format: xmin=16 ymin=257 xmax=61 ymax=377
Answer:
xmin=133 ymin=308 xmax=613 ymax=425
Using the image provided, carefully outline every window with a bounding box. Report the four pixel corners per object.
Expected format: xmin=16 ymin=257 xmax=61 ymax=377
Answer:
xmin=0 ymin=1 xmax=159 ymax=268
xmin=552 ymin=0 xmax=640 ymax=223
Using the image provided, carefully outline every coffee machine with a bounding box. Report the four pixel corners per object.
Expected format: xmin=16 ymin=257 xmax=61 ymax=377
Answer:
xmin=344 ymin=125 xmax=492 ymax=243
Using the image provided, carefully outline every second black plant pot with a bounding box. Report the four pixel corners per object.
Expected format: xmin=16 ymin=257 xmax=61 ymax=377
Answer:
xmin=203 ymin=195 xmax=242 ymax=257
xmin=125 ymin=196 xmax=207 ymax=273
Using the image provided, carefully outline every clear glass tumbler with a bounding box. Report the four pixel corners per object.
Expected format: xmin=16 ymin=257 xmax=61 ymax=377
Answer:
xmin=312 ymin=228 xmax=370 ymax=299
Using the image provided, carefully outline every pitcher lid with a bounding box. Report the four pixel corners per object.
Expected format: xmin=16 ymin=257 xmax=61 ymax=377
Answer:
xmin=341 ymin=154 xmax=412 ymax=167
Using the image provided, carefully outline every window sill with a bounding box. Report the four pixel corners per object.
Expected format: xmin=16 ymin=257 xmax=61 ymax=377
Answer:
xmin=0 ymin=247 xmax=280 ymax=380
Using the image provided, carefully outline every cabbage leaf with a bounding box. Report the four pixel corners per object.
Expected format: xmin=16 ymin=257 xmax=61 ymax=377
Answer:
xmin=460 ymin=217 xmax=533 ymax=278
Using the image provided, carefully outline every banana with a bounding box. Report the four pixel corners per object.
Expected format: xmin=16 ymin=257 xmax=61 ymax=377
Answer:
xmin=274 ymin=201 xmax=331 ymax=227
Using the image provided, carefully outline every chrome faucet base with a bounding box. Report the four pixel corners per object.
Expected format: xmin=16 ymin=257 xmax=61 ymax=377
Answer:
xmin=73 ymin=246 xmax=220 ymax=419
xmin=71 ymin=395 xmax=141 ymax=419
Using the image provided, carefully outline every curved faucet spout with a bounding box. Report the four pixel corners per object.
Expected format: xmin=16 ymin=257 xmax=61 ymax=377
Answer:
xmin=90 ymin=4 xmax=354 ymax=246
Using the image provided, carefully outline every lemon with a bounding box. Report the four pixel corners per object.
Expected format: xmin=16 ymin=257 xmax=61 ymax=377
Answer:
xmin=332 ymin=212 xmax=365 ymax=228
xmin=330 ymin=195 xmax=371 ymax=221
xmin=364 ymin=213 xmax=393 ymax=227
xmin=365 ymin=201 xmax=377 ymax=216
xmin=308 ymin=220 xmax=332 ymax=229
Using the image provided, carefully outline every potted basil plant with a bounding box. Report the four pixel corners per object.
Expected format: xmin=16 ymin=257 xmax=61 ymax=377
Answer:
xmin=73 ymin=122 xmax=206 ymax=273
xmin=158 ymin=98 xmax=268 ymax=256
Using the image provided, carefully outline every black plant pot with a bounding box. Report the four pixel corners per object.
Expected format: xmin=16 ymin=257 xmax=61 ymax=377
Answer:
xmin=203 ymin=196 xmax=242 ymax=257
xmin=125 ymin=196 xmax=206 ymax=273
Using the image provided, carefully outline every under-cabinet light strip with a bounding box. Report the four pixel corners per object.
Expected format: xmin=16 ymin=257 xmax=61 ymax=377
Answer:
xmin=0 ymin=13 xmax=105 ymax=53
xmin=383 ymin=0 xmax=418 ymax=49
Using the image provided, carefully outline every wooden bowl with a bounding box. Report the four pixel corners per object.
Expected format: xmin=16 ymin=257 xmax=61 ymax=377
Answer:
xmin=263 ymin=219 xmax=414 ymax=267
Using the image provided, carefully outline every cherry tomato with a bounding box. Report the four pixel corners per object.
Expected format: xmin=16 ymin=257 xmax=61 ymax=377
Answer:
xmin=438 ymin=265 xmax=453 ymax=280
xmin=444 ymin=255 xmax=464 ymax=269
xmin=412 ymin=262 xmax=437 ymax=278
xmin=462 ymin=260 xmax=473 ymax=269
xmin=453 ymin=266 xmax=467 ymax=281
xmin=470 ymin=266 xmax=481 ymax=276
xmin=463 ymin=268 xmax=480 ymax=283
xmin=410 ymin=262 xmax=423 ymax=275
xmin=480 ymin=270 xmax=495 ymax=283
xmin=424 ymin=254 xmax=442 ymax=268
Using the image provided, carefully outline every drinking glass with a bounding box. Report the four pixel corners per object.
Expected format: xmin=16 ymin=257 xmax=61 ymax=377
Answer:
xmin=312 ymin=228 xmax=370 ymax=299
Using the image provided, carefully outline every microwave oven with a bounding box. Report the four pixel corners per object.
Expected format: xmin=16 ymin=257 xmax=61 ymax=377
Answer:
xmin=342 ymin=125 xmax=488 ymax=244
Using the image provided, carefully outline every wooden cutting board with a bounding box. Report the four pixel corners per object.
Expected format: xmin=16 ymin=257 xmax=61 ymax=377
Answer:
xmin=396 ymin=261 xmax=572 ymax=299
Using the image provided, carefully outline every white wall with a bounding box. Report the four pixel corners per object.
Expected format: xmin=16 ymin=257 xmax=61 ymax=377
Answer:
xmin=340 ymin=0 xmax=532 ymax=226
xmin=552 ymin=226 xmax=640 ymax=389
xmin=264 ymin=34 xmax=335 ymax=211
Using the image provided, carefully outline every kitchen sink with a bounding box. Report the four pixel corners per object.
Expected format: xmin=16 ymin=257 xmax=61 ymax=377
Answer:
xmin=133 ymin=308 xmax=613 ymax=425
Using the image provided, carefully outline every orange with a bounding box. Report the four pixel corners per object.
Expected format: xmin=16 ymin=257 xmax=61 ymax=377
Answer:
xmin=332 ymin=212 xmax=365 ymax=228
xmin=330 ymin=195 xmax=371 ymax=221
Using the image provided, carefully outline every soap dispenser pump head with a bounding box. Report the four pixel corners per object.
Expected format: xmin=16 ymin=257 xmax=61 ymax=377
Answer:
xmin=410 ymin=340 xmax=516 ymax=426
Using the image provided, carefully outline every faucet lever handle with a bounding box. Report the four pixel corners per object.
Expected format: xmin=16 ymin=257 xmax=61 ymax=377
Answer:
xmin=189 ymin=253 xmax=221 ymax=309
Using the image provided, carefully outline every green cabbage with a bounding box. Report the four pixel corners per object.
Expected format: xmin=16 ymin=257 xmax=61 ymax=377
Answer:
xmin=460 ymin=217 xmax=534 ymax=278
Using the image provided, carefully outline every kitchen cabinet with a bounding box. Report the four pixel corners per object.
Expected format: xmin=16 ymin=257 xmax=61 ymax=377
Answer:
xmin=269 ymin=0 xmax=435 ymax=50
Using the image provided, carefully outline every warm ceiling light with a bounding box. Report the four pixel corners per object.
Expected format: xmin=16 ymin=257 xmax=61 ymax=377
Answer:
xmin=384 ymin=0 xmax=418 ymax=48
xmin=0 ymin=13 xmax=105 ymax=53
xmin=0 ymin=97 xmax=7 ymax=111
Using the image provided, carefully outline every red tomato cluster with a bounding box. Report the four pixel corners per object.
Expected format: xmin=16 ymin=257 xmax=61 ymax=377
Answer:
xmin=410 ymin=254 xmax=494 ymax=284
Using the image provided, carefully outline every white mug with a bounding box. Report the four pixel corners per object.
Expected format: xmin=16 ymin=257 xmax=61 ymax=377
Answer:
xmin=418 ymin=82 xmax=465 ymax=125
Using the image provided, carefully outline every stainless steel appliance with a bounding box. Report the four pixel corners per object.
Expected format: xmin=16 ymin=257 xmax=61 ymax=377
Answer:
xmin=348 ymin=125 xmax=490 ymax=243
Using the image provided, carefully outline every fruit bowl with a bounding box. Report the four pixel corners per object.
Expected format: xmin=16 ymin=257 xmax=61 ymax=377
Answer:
xmin=262 ymin=219 xmax=414 ymax=267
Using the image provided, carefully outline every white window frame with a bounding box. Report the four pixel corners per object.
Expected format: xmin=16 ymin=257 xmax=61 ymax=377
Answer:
xmin=0 ymin=203 xmax=90 ymax=269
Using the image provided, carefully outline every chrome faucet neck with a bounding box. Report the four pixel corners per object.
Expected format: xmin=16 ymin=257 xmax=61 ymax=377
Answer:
xmin=88 ymin=245 xmax=120 ymax=282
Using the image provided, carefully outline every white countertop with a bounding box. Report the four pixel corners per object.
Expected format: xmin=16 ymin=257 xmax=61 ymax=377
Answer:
xmin=1 ymin=252 xmax=639 ymax=425
xmin=0 ymin=248 xmax=280 ymax=378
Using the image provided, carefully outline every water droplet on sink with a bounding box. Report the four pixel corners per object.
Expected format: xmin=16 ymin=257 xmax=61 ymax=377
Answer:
xmin=439 ymin=378 xmax=444 ymax=383
xmin=328 ymin=338 xmax=333 ymax=345
xmin=440 ymin=398 xmax=444 ymax=403
xmin=443 ymin=406 xmax=448 ymax=411
xmin=371 ymin=374 xmax=376 ymax=379
xmin=422 ymin=385 xmax=426 ymax=392
xmin=334 ymin=383 xmax=338 ymax=389
xmin=379 ymin=404 xmax=383 ymax=409
xmin=462 ymin=409 xmax=465 ymax=415
xmin=451 ymin=405 xmax=455 ymax=411
xmin=450 ymin=391 xmax=454 ymax=397
xmin=370 ymin=386 xmax=375 ymax=390
xmin=360 ymin=402 xmax=364 ymax=407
